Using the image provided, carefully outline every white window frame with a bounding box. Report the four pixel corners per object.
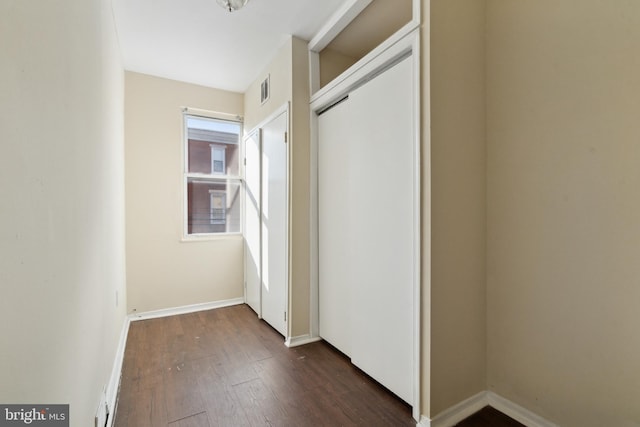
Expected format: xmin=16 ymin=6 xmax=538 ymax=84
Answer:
xmin=182 ymin=110 xmax=243 ymax=239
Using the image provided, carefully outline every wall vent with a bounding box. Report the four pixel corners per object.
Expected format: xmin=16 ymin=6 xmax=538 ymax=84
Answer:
xmin=260 ymin=75 xmax=270 ymax=105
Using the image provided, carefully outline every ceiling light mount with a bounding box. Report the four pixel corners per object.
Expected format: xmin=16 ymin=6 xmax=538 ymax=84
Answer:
xmin=216 ymin=0 xmax=249 ymax=12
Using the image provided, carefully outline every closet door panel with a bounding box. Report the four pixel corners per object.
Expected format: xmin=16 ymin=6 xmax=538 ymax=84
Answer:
xmin=260 ymin=111 xmax=288 ymax=337
xmin=348 ymin=57 xmax=414 ymax=404
xmin=318 ymin=98 xmax=353 ymax=356
xmin=244 ymin=130 xmax=262 ymax=316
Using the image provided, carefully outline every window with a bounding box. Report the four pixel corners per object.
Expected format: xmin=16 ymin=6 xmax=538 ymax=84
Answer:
xmin=209 ymin=190 xmax=226 ymax=225
xmin=184 ymin=114 xmax=242 ymax=236
xmin=211 ymin=145 xmax=226 ymax=174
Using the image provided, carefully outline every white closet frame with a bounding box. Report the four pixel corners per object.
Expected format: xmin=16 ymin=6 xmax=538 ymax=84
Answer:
xmin=243 ymin=103 xmax=291 ymax=340
xmin=308 ymin=1 xmax=423 ymax=420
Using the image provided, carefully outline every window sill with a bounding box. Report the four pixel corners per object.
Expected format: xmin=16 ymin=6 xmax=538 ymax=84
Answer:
xmin=181 ymin=233 xmax=243 ymax=243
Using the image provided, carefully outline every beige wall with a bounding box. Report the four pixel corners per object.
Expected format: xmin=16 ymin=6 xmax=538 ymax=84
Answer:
xmin=244 ymin=36 xmax=312 ymax=337
xmin=289 ymin=37 xmax=312 ymax=338
xmin=486 ymin=1 xmax=640 ymax=426
xmin=125 ymin=72 xmax=244 ymax=313
xmin=319 ymin=48 xmax=358 ymax=89
xmin=244 ymin=39 xmax=292 ymax=131
xmin=0 ymin=0 xmax=127 ymax=425
xmin=428 ymin=0 xmax=487 ymax=417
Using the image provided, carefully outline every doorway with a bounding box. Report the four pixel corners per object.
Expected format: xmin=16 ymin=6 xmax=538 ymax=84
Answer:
xmin=243 ymin=107 xmax=289 ymax=338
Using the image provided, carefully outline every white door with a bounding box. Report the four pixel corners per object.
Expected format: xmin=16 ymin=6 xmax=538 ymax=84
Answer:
xmin=347 ymin=56 xmax=414 ymax=404
xmin=260 ymin=110 xmax=288 ymax=336
xmin=243 ymin=130 xmax=261 ymax=316
xmin=317 ymin=56 xmax=415 ymax=404
xmin=318 ymin=97 xmax=352 ymax=356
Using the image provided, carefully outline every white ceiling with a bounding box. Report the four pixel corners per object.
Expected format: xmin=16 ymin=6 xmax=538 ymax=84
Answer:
xmin=112 ymin=0 xmax=348 ymax=93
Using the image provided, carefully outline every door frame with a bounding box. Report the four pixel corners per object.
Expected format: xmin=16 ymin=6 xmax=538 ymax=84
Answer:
xmin=244 ymin=103 xmax=291 ymax=341
xmin=309 ymin=28 xmax=423 ymax=421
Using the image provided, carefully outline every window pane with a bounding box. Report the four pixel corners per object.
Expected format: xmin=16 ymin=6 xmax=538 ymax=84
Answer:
xmin=212 ymin=146 xmax=226 ymax=174
xmin=186 ymin=116 xmax=240 ymax=176
xmin=187 ymin=178 xmax=241 ymax=234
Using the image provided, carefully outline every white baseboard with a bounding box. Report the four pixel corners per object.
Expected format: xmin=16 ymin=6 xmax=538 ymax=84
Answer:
xmin=105 ymin=315 xmax=131 ymax=427
xmin=128 ymin=297 xmax=245 ymax=321
xmin=419 ymin=391 xmax=488 ymax=427
xmin=285 ymin=334 xmax=322 ymax=348
xmin=487 ymin=392 xmax=558 ymax=427
xmin=418 ymin=391 xmax=557 ymax=427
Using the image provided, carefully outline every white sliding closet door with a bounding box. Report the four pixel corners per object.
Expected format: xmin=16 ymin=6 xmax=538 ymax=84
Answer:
xmin=243 ymin=130 xmax=262 ymax=316
xmin=318 ymin=98 xmax=352 ymax=356
xmin=318 ymin=56 xmax=414 ymax=404
xmin=260 ymin=111 xmax=288 ymax=337
xmin=348 ymin=56 xmax=414 ymax=404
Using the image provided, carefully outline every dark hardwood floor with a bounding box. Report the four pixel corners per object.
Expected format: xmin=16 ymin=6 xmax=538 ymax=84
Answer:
xmin=113 ymin=304 xmax=523 ymax=427
xmin=454 ymin=407 xmax=524 ymax=427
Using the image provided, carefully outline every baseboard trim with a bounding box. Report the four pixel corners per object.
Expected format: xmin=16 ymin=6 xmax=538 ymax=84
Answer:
xmin=105 ymin=315 xmax=131 ymax=427
xmin=418 ymin=391 xmax=557 ymax=427
xmin=487 ymin=392 xmax=558 ymax=427
xmin=128 ymin=297 xmax=245 ymax=321
xmin=419 ymin=391 xmax=488 ymax=427
xmin=285 ymin=334 xmax=322 ymax=348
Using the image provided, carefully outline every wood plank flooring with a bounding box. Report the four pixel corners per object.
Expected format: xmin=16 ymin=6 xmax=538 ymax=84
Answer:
xmin=113 ymin=304 xmax=523 ymax=427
